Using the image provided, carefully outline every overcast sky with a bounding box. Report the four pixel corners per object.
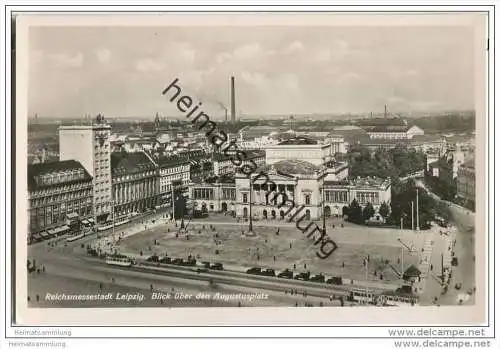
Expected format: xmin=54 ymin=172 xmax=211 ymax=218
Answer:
xmin=28 ymin=25 xmax=475 ymax=119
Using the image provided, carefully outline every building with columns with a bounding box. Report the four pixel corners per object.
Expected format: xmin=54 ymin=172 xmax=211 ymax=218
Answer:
xmin=189 ymin=136 xmax=391 ymax=222
xmin=110 ymin=151 xmax=158 ymax=219
xmin=28 ymin=160 xmax=93 ymax=240
xmin=59 ymin=116 xmax=112 ymax=223
xmin=323 ymin=177 xmax=392 ymax=220
xmin=189 ymin=176 xmax=236 ymax=213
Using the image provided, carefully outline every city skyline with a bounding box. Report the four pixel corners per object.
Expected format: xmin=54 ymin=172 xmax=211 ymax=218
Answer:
xmin=28 ymin=24 xmax=475 ymax=119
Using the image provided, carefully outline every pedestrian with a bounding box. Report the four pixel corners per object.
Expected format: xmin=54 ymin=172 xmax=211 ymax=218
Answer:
xmin=273 ymin=256 xmax=276 ymax=262
xmin=342 ymin=262 xmax=345 ymax=268
xmin=27 ymin=296 xmax=30 ymax=302
xmin=304 ymin=263 xmax=307 ymax=269
xmin=289 ymin=242 xmax=292 ymax=249
xmin=293 ymin=263 xmax=296 ymax=270
xmin=36 ymin=294 xmax=40 ymax=302
xmin=42 ymin=266 xmax=45 ymax=273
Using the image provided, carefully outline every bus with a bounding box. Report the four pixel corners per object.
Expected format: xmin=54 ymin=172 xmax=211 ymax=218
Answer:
xmin=105 ymin=255 xmax=133 ymax=267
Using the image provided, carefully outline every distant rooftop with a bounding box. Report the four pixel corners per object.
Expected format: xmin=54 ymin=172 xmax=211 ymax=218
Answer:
xmin=349 ymin=176 xmax=391 ymax=189
xmin=111 ymin=151 xmax=156 ymax=175
xmin=257 ymin=159 xmax=321 ymax=175
xmin=278 ymin=136 xmax=319 ymax=145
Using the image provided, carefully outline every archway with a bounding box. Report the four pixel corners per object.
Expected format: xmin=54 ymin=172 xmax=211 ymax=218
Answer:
xmin=263 ymin=210 xmax=268 ymax=219
xmin=324 ymin=206 xmax=331 ymax=218
xmin=342 ymin=206 xmax=349 ymax=217
xmin=305 ymin=209 xmax=311 ymax=220
xmin=271 ymin=210 xmax=276 ymax=219
xmin=280 ymin=210 xmax=285 ymax=219
xmin=243 ymin=207 xmax=248 ymax=218
xmin=221 ymin=202 xmax=228 ymax=212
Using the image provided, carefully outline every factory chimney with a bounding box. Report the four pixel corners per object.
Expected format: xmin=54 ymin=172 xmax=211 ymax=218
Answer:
xmin=230 ymin=76 xmax=236 ymax=123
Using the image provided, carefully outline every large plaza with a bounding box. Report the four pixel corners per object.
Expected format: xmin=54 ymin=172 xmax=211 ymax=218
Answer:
xmin=113 ymin=215 xmax=428 ymax=285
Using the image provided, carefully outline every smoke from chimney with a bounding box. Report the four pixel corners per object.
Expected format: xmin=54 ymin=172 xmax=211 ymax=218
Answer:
xmin=230 ymin=76 xmax=236 ymax=123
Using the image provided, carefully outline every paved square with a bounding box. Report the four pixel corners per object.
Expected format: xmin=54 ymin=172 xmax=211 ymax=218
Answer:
xmin=116 ymin=218 xmax=428 ymax=284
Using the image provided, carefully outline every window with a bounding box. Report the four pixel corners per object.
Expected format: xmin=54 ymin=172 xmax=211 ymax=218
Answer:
xmin=243 ymin=193 xmax=248 ymax=203
xmin=305 ymin=195 xmax=311 ymax=205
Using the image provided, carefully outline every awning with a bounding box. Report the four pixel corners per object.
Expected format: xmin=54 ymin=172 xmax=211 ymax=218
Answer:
xmin=47 ymin=229 xmax=56 ymax=236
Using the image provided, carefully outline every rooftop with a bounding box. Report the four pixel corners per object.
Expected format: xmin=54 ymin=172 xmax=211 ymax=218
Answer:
xmin=277 ymin=136 xmax=319 ymax=145
xmin=461 ymin=159 xmax=475 ymax=169
xmin=257 ymin=159 xmax=321 ymax=175
xmin=367 ymin=125 xmax=413 ymax=133
xmin=111 ymin=151 xmax=156 ymax=175
xmin=28 ymin=160 xmax=92 ymax=191
xmin=349 ymin=176 xmax=391 ymax=189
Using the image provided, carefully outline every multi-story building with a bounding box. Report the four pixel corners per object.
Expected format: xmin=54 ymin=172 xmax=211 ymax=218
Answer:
xmin=213 ymin=150 xmax=266 ymax=177
xmin=28 ymin=160 xmax=93 ymax=240
xmin=324 ymin=177 xmax=392 ymax=220
xmin=157 ymin=154 xmax=191 ymax=206
xmin=232 ymin=160 xmax=390 ymax=221
xmin=457 ymin=159 xmax=475 ymax=206
xmin=59 ymin=115 xmax=112 ymax=224
xmin=111 ymin=151 xmax=158 ymax=218
xmin=265 ymin=137 xmax=337 ymax=166
xmin=189 ymin=176 xmax=237 ymax=213
xmin=366 ymin=125 xmax=424 ymax=140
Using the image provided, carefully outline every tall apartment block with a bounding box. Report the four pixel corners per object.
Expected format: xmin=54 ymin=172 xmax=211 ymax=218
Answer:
xmin=58 ymin=116 xmax=112 ymax=224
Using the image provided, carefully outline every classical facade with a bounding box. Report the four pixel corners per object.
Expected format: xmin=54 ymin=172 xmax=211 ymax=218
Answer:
xmin=189 ymin=177 xmax=236 ymax=213
xmin=232 ymin=160 xmax=391 ymax=221
xmin=157 ymin=154 xmax=191 ymax=206
xmin=28 ymin=160 xmax=93 ymax=238
xmin=59 ymin=115 xmax=112 ymax=223
xmin=323 ymin=177 xmax=392 ymax=220
xmin=456 ymin=159 xmax=475 ymax=205
xmin=111 ymin=151 xmax=158 ymax=218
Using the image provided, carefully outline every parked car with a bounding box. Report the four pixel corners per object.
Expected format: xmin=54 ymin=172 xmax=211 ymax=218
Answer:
xmin=451 ymin=257 xmax=458 ymax=267
xmin=294 ymin=271 xmax=310 ymax=281
xmin=277 ymin=269 xmax=294 ymax=279
xmin=172 ymin=258 xmax=184 ymax=265
xmin=326 ymin=276 xmax=342 ymax=285
xmin=246 ymin=267 xmax=262 ymax=275
xmin=309 ymin=274 xmax=325 ymax=283
xmin=159 ymin=256 xmax=171 ymax=264
xmin=146 ymin=255 xmax=159 ymax=263
xmin=202 ymin=261 xmax=211 ymax=269
xmin=261 ymin=268 xmax=275 ymax=277
xmin=196 ymin=267 xmax=209 ymax=273
xmin=210 ymin=262 xmax=224 ymax=271
xmin=184 ymin=258 xmax=197 ymax=266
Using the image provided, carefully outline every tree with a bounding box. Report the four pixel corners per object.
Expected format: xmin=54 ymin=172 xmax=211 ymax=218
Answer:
xmin=379 ymin=202 xmax=390 ymax=220
xmin=362 ymin=203 xmax=375 ymax=222
xmin=346 ymin=199 xmax=363 ymax=224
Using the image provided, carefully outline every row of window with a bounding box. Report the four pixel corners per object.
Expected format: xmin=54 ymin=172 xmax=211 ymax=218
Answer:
xmin=30 ymin=190 xmax=93 ymax=207
xmin=30 ymin=206 xmax=92 ymax=231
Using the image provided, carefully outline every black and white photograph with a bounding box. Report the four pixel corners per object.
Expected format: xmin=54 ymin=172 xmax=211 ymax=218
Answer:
xmin=11 ymin=11 xmax=490 ymax=329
